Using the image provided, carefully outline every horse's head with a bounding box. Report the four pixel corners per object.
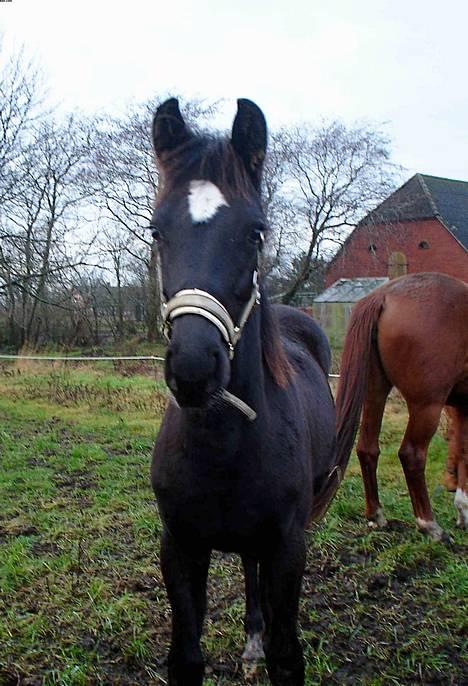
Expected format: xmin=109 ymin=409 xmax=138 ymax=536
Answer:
xmin=151 ymin=98 xmax=268 ymax=408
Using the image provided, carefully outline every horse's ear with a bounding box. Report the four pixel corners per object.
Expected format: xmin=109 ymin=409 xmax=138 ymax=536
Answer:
xmin=231 ymin=99 xmax=267 ymax=190
xmin=152 ymin=98 xmax=190 ymax=160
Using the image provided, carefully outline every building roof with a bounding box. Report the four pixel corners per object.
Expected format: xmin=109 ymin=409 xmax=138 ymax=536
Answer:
xmin=362 ymin=173 xmax=468 ymax=250
xmin=314 ymin=277 xmax=389 ymax=303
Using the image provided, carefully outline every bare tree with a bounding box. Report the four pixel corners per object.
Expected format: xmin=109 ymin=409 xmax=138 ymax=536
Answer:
xmin=271 ymin=121 xmax=398 ymax=303
xmin=0 ymin=115 xmax=97 ymax=345
xmin=0 ymin=43 xmax=43 ymax=207
xmin=0 ymin=61 xmax=400 ymax=348
xmin=90 ymin=96 xmax=217 ymax=341
xmin=90 ymin=101 xmax=159 ymax=340
xmin=261 ymin=130 xmax=297 ymax=281
xmin=95 ymin=225 xmax=137 ymax=340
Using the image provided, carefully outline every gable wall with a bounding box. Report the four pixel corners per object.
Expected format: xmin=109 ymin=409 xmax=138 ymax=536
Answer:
xmin=325 ymin=218 xmax=467 ymax=288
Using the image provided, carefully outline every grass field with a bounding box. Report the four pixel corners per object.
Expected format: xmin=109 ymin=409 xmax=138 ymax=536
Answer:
xmin=0 ymin=363 xmax=466 ymax=685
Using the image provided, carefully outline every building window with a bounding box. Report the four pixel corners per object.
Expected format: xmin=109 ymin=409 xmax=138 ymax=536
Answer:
xmin=368 ymin=243 xmax=377 ymax=254
xmin=388 ymin=251 xmax=408 ymax=279
xmin=418 ymin=240 xmax=430 ymax=249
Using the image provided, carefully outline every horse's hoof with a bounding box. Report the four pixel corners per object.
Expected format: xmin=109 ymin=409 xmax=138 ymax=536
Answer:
xmin=416 ymin=518 xmax=453 ymax=544
xmin=454 ymin=488 xmax=467 ymax=529
xmin=242 ymin=633 xmax=264 ymax=662
xmin=242 ymin=633 xmax=264 ymax=680
xmin=242 ymin=660 xmax=260 ymax=681
xmin=443 ymin=470 xmax=458 ymax=492
xmin=367 ymin=508 xmax=387 ymax=528
xmin=440 ymin=530 xmax=455 ymax=546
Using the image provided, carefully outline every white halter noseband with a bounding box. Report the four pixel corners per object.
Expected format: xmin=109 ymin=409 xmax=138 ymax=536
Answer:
xmin=161 ymin=271 xmax=260 ymax=360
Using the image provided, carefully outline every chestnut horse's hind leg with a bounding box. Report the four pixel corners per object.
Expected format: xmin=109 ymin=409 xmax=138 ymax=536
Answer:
xmin=356 ymin=362 xmax=392 ymax=528
xmin=398 ymin=403 xmax=450 ymax=542
xmin=448 ymin=406 xmax=468 ymax=528
xmin=160 ymin=529 xmax=211 ymax=686
xmin=260 ymin=533 xmax=305 ymax=686
xmin=443 ymin=407 xmax=459 ymax=492
xmin=241 ymin=554 xmax=265 ymax=677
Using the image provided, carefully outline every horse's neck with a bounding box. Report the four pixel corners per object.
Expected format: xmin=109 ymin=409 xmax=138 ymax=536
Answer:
xmin=227 ymin=308 xmax=265 ymax=408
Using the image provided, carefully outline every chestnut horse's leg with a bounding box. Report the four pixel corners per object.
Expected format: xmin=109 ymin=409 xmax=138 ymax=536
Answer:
xmin=160 ymin=529 xmax=211 ymax=686
xmin=260 ymin=533 xmax=305 ymax=686
xmin=443 ymin=406 xmax=459 ymax=492
xmin=241 ymin=554 xmax=265 ymax=676
xmin=356 ymin=360 xmax=392 ymax=528
xmin=398 ymin=402 xmax=450 ymax=542
xmin=450 ymin=407 xmax=468 ymax=528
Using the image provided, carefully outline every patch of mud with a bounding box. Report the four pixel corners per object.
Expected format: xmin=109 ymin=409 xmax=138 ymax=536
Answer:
xmin=30 ymin=540 xmax=61 ymax=557
xmin=0 ymin=524 xmax=38 ymax=539
xmin=53 ymin=470 xmax=96 ymax=492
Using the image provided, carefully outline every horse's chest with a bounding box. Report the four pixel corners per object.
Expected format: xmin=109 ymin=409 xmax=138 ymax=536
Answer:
xmin=153 ymin=451 xmax=302 ymax=548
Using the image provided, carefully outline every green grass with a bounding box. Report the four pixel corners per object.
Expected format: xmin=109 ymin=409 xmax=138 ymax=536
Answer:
xmin=0 ymin=365 xmax=466 ymax=685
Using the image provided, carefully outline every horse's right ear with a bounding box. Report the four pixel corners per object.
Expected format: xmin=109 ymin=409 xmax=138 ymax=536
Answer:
xmin=231 ymin=99 xmax=267 ymax=190
xmin=152 ymin=98 xmax=190 ymax=159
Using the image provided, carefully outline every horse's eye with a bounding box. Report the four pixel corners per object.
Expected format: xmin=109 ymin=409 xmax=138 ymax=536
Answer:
xmin=249 ymin=227 xmax=265 ymax=249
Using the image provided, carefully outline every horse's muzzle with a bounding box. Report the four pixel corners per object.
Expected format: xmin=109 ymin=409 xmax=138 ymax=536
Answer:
xmin=165 ymin=316 xmax=230 ymax=408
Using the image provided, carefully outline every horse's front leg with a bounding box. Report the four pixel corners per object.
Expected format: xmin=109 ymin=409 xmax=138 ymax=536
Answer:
xmin=260 ymin=532 xmax=305 ymax=686
xmin=241 ymin=554 xmax=265 ymax=678
xmin=160 ymin=529 xmax=211 ymax=686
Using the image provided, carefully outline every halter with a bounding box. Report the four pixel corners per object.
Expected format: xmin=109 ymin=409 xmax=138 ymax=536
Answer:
xmin=161 ymin=272 xmax=260 ymax=360
xmin=157 ymin=252 xmax=261 ymax=360
xmin=156 ymin=253 xmax=261 ymax=421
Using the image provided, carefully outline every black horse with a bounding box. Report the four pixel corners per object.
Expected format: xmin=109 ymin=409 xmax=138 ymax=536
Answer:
xmin=150 ymin=98 xmax=343 ymax=686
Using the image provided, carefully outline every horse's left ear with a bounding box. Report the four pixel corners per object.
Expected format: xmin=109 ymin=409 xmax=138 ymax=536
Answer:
xmin=231 ymin=99 xmax=267 ymax=191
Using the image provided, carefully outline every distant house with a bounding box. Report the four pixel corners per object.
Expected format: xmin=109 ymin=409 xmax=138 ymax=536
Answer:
xmin=325 ymin=173 xmax=468 ymax=288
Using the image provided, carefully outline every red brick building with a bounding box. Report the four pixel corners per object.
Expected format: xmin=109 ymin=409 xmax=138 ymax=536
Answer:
xmin=325 ymin=174 xmax=467 ymax=288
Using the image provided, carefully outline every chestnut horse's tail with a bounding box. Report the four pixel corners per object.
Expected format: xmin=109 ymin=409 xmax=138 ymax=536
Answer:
xmin=309 ymin=289 xmax=386 ymax=523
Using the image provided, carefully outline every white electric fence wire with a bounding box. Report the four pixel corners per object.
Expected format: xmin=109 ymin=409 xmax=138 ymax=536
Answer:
xmin=0 ymin=355 xmax=340 ymax=377
xmin=0 ymin=354 xmax=165 ymax=362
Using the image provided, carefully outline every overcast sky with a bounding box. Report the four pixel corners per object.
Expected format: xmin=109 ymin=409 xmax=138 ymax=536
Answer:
xmin=2 ymin=0 xmax=468 ymax=181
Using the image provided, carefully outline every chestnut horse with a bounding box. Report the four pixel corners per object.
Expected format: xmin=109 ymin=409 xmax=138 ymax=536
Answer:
xmin=336 ymin=272 xmax=468 ymax=541
xmin=149 ymin=99 xmax=346 ymax=686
